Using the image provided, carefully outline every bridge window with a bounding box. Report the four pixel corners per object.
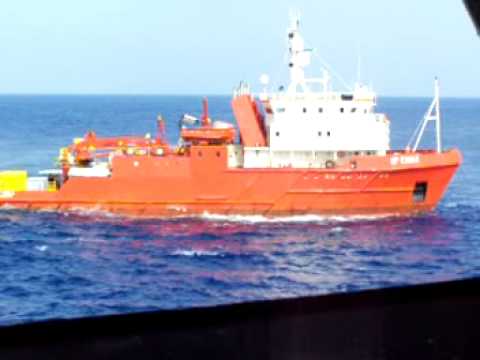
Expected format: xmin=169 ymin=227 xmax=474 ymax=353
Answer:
xmin=277 ymin=108 xmax=286 ymax=113
xmin=327 ymin=131 xmax=331 ymax=137
xmin=341 ymin=94 xmax=354 ymax=101
xmin=340 ymin=108 xmax=344 ymax=113
xmin=318 ymin=131 xmax=322 ymax=137
xmin=318 ymin=108 xmax=323 ymax=113
xmin=276 ymin=131 xmax=280 ymax=137
xmin=303 ymin=107 xmax=307 ymax=113
xmin=351 ymin=108 xmax=357 ymax=113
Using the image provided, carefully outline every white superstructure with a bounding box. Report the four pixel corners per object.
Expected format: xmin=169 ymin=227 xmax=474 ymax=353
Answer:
xmin=243 ymin=14 xmax=391 ymax=169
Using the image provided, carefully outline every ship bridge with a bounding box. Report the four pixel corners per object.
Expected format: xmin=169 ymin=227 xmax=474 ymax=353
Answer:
xmin=236 ymin=14 xmax=390 ymax=169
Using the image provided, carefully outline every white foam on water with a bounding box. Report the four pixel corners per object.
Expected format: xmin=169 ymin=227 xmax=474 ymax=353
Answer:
xmin=36 ymin=208 xmax=57 ymax=214
xmin=65 ymin=207 xmax=121 ymax=219
xmin=0 ymin=204 xmax=17 ymax=211
xmin=171 ymin=249 xmax=221 ymax=257
xmin=201 ymin=212 xmax=329 ymax=224
xmin=35 ymin=245 xmax=48 ymax=252
xmin=0 ymin=204 xmax=404 ymax=224
xmin=444 ymin=202 xmax=459 ymax=209
xmin=200 ymin=212 xmax=396 ymax=224
xmin=329 ymin=226 xmax=346 ymax=234
xmin=77 ymin=237 xmax=109 ymax=244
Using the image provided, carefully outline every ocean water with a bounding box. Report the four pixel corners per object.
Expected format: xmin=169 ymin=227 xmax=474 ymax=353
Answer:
xmin=0 ymin=95 xmax=479 ymax=325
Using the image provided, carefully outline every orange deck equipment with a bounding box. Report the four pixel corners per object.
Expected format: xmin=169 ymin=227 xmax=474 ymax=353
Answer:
xmin=232 ymin=95 xmax=267 ymax=147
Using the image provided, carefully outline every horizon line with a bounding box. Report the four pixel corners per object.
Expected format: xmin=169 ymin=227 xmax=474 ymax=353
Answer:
xmin=0 ymin=93 xmax=478 ymax=99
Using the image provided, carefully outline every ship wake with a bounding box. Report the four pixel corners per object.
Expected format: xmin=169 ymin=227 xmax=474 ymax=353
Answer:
xmin=200 ymin=212 xmax=397 ymax=224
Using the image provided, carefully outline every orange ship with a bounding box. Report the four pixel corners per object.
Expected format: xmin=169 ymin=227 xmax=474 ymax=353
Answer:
xmin=0 ymin=17 xmax=461 ymax=217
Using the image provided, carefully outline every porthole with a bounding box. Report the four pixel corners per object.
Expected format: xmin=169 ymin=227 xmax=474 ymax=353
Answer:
xmin=276 ymin=131 xmax=280 ymax=137
xmin=216 ymin=151 xmax=221 ymax=157
xmin=327 ymin=131 xmax=331 ymax=137
xmin=198 ymin=151 xmax=202 ymax=157
xmin=340 ymin=108 xmax=344 ymax=113
xmin=318 ymin=131 xmax=322 ymax=137
xmin=319 ymin=108 xmax=323 ymax=113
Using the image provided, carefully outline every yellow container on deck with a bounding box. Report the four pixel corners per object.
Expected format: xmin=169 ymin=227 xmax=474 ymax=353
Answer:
xmin=0 ymin=171 xmax=28 ymax=192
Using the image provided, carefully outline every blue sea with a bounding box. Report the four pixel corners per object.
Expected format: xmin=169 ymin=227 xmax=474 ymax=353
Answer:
xmin=0 ymin=95 xmax=479 ymax=325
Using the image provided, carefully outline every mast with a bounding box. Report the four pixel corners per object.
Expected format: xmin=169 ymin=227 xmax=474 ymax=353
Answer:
xmin=411 ymin=78 xmax=443 ymax=153
xmin=286 ymin=13 xmax=332 ymax=94
xmin=434 ymin=79 xmax=442 ymax=153
xmin=287 ymin=13 xmax=311 ymax=94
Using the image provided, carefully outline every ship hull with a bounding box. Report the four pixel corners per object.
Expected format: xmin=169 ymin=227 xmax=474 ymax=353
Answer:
xmin=0 ymin=148 xmax=462 ymax=217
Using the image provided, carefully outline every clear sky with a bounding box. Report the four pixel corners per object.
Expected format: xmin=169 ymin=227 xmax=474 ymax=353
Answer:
xmin=0 ymin=0 xmax=479 ymax=97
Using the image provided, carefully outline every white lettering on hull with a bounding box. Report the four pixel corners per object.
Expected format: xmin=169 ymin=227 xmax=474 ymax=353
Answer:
xmin=390 ymin=155 xmax=420 ymax=166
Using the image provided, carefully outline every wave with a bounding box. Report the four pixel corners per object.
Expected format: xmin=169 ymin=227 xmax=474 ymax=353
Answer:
xmin=35 ymin=245 xmax=48 ymax=252
xmin=65 ymin=207 xmax=121 ymax=219
xmin=200 ymin=212 xmax=396 ymax=224
xmin=0 ymin=204 xmax=406 ymax=224
xmin=329 ymin=226 xmax=346 ymax=234
xmin=443 ymin=202 xmax=459 ymax=209
xmin=171 ymin=249 xmax=222 ymax=257
xmin=0 ymin=204 xmax=18 ymax=211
